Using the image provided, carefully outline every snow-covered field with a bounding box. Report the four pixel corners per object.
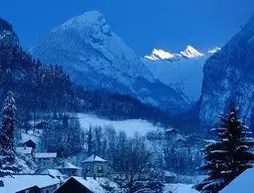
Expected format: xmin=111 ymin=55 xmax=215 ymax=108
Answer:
xmin=77 ymin=113 xmax=164 ymax=137
xmin=163 ymin=183 xmax=198 ymax=193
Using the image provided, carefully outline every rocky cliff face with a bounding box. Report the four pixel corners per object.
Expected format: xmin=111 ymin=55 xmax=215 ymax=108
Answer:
xmin=30 ymin=11 xmax=187 ymax=113
xmin=0 ymin=18 xmax=19 ymax=48
xmin=199 ymin=15 xmax=254 ymax=126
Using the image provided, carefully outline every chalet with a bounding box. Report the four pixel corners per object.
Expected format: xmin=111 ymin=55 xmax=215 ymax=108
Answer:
xmin=56 ymin=161 xmax=80 ymax=177
xmin=35 ymin=153 xmax=57 ymax=166
xmin=81 ymin=155 xmax=108 ymax=178
xmin=0 ymin=174 xmax=60 ymax=193
xmin=219 ymin=168 xmax=254 ymax=193
xmin=54 ymin=176 xmax=106 ymax=193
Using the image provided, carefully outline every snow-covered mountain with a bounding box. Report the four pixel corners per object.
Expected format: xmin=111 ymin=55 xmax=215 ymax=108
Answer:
xmin=143 ymin=46 xmax=220 ymax=101
xmin=144 ymin=45 xmax=204 ymax=61
xmin=199 ymin=15 xmax=254 ymax=127
xmin=30 ymin=11 xmax=187 ymax=113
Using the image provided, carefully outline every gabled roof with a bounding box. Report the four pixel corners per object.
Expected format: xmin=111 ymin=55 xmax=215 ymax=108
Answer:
xmin=16 ymin=147 xmax=32 ymax=154
xmin=82 ymin=155 xmax=107 ymax=163
xmin=0 ymin=175 xmax=60 ymax=193
xmin=35 ymin=153 xmax=57 ymax=158
xmin=40 ymin=169 xmax=65 ymax=178
xmin=57 ymin=161 xmax=79 ymax=170
xmin=164 ymin=171 xmax=176 ymax=177
xmin=220 ymin=168 xmax=254 ymax=193
xmin=22 ymin=139 xmax=36 ymax=145
xmin=55 ymin=176 xmax=106 ymax=193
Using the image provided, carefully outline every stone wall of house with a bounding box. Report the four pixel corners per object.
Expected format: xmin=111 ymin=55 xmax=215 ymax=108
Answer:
xmin=82 ymin=162 xmax=108 ymax=178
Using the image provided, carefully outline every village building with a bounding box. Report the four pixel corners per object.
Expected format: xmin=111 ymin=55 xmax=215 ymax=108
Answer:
xmin=54 ymin=176 xmax=106 ymax=193
xmin=81 ymin=155 xmax=108 ymax=178
xmin=56 ymin=161 xmax=80 ymax=177
xmin=0 ymin=174 xmax=60 ymax=193
xmin=164 ymin=171 xmax=176 ymax=183
xmin=219 ymin=168 xmax=254 ymax=193
xmin=40 ymin=169 xmax=66 ymax=180
xmin=34 ymin=153 xmax=57 ymax=166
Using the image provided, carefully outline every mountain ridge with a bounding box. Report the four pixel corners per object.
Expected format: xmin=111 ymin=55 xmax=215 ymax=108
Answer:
xmin=30 ymin=11 xmax=188 ymax=113
xmin=198 ymin=14 xmax=254 ymax=127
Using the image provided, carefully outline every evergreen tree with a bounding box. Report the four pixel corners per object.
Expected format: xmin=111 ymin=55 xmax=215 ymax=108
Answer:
xmin=0 ymin=91 xmax=20 ymax=176
xmin=195 ymin=107 xmax=254 ymax=193
xmin=86 ymin=126 xmax=93 ymax=156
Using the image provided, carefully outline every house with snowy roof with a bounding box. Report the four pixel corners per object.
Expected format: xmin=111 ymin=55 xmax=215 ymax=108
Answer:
xmin=81 ymin=155 xmax=108 ymax=178
xmin=0 ymin=174 xmax=61 ymax=193
xmin=40 ymin=169 xmax=66 ymax=180
xmin=219 ymin=168 xmax=254 ymax=193
xmin=56 ymin=161 xmax=80 ymax=177
xmin=34 ymin=152 xmax=57 ymax=166
xmin=54 ymin=176 xmax=106 ymax=193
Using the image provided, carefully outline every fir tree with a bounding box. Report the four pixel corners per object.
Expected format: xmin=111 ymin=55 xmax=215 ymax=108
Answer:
xmin=195 ymin=107 xmax=254 ymax=193
xmin=0 ymin=91 xmax=20 ymax=176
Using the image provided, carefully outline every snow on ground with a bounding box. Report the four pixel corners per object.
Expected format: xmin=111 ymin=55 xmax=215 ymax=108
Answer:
xmin=163 ymin=183 xmax=199 ymax=193
xmin=77 ymin=113 xmax=164 ymax=137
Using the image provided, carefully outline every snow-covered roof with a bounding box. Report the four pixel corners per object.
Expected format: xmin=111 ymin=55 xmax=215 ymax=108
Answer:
xmin=16 ymin=146 xmax=32 ymax=154
xmin=57 ymin=162 xmax=79 ymax=170
xmin=220 ymin=168 xmax=254 ymax=193
xmin=21 ymin=133 xmax=39 ymax=144
xmin=165 ymin=171 xmax=177 ymax=177
xmin=0 ymin=175 xmax=60 ymax=193
xmin=35 ymin=153 xmax=57 ymax=158
xmin=56 ymin=176 xmax=106 ymax=193
xmin=165 ymin=128 xmax=178 ymax=134
xmin=40 ymin=169 xmax=64 ymax=177
xmin=82 ymin=154 xmax=107 ymax=163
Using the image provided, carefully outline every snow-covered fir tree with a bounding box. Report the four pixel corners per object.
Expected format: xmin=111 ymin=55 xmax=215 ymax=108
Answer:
xmin=195 ymin=107 xmax=254 ymax=192
xmin=0 ymin=91 xmax=20 ymax=176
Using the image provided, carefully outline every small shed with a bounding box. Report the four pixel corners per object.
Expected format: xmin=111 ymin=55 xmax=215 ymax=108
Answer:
xmin=57 ymin=162 xmax=80 ymax=177
xmin=54 ymin=176 xmax=106 ymax=193
xmin=23 ymin=139 xmax=37 ymax=149
xmin=81 ymin=155 xmax=108 ymax=178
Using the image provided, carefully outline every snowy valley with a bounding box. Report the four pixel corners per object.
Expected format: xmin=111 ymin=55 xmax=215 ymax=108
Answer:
xmin=0 ymin=5 xmax=254 ymax=193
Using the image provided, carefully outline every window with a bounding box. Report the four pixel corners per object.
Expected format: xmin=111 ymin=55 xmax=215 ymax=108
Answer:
xmin=97 ymin=165 xmax=103 ymax=173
